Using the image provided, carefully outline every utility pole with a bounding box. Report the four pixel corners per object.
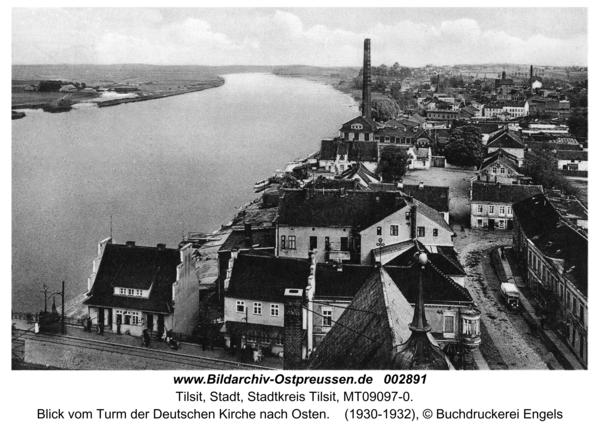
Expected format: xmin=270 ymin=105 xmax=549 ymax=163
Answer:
xmin=62 ymin=281 xmax=65 ymax=334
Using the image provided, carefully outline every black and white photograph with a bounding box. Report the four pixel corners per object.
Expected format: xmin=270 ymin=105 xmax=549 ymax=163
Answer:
xmin=6 ymin=4 xmax=595 ymax=426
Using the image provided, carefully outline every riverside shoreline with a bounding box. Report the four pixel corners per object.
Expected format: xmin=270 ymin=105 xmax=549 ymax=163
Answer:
xmin=11 ymin=77 xmax=225 ymax=112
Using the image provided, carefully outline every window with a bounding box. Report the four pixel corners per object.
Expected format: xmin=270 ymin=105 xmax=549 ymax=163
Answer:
xmin=119 ymin=288 xmax=125 ymax=295
xmin=579 ymin=303 xmax=584 ymax=324
xmin=444 ymin=315 xmax=455 ymax=333
xmin=477 ymin=218 xmax=483 ymax=227
xmin=323 ymin=308 xmax=332 ymax=327
xmin=489 ymin=205 xmax=494 ymax=214
xmin=499 ymin=220 xmax=505 ymax=229
xmin=135 ymin=289 xmax=142 ymax=297
xmin=128 ymin=288 xmax=134 ymax=295
xmin=492 ymin=167 xmax=497 ymax=174
xmin=236 ymin=301 xmax=245 ymax=313
xmin=433 ymin=228 xmax=438 ymax=237
xmin=310 ymin=236 xmax=317 ymax=250
xmin=405 ymin=211 xmax=411 ymax=221
xmin=340 ymin=237 xmax=349 ymax=251
xmin=270 ymin=304 xmax=279 ymax=317
xmin=417 ymin=227 xmax=425 ymax=237
xmin=507 ymin=206 xmax=512 ymax=215
xmin=325 ymin=237 xmax=330 ymax=250
xmin=280 ymin=235 xmax=286 ymax=250
xmin=500 ymin=206 xmax=505 ymax=215
xmin=500 ymin=168 xmax=506 ymax=174
xmin=131 ymin=314 xmax=139 ymax=325
xmin=124 ymin=315 xmax=131 ymax=325
xmin=288 ymin=236 xmax=296 ymax=250
xmin=377 ymin=226 xmax=382 ymax=236
xmin=253 ymin=302 xmax=262 ymax=315
xmin=390 ymin=225 xmax=399 ymax=236
xmin=477 ymin=204 xmax=483 ymax=213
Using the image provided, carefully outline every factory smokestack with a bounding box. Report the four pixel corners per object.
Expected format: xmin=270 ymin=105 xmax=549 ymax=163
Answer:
xmin=362 ymin=39 xmax=372 ymax=120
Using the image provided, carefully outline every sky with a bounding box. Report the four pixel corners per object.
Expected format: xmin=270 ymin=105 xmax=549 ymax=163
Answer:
xmin=11 ymin=7 xmax=588 ymax=67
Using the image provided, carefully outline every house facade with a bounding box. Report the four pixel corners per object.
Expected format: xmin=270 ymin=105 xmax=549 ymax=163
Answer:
xmin=470 ymin=182 xmax=543 ymax=229
xmin=84 ymin=239 xmax=198 ymax=337
xmin=512 ymin=193 xmax=588 ymax=367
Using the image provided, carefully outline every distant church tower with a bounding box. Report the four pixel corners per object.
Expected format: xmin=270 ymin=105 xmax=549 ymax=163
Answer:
xmin=361 ymin=39 xmax=372 ymax=120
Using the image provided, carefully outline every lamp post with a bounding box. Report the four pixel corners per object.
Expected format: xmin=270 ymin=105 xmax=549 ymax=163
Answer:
xmin=376 ymin=238 xmax=385 ymax=266
xmin=43 ymin=281 xmax=66 ymax=334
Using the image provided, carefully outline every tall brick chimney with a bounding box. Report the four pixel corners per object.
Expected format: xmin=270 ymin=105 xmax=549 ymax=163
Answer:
xmin=284 ymin=288 xmax=305 ymax=370
xmin=362 ymin=39 xmax=372 ymax=120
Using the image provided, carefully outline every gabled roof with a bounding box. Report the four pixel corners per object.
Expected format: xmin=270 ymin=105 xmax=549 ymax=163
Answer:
xmin=472 ymin=182 xmax=542 ymax=204
xmin=413 ymin=199 xmax=454 ymax=233
xmin=277 ymin=189 xmax=405 ymax=228
xmin=486 ymin=130 xmax=524 ymax=150
xmin=226 ymin=254 xmax=309 ymax=302
xmin=84 ymin=242 xmax=180 ymax=314
xmin=399 ymin=184 xmax=449 ymax=213
xmin=479 ymin=149 xmax=520 ymax=172
xmin=385 ymin=242 xmax=465 ymax=277
xmin=408 ymin=113 xmax=426 ymax=124
xmin=339 ymin=162 xmax=380 ymax=185
xmin=315 ymin=264 xmax=375 ymax=299
xmin=309 ymin=268 xmax=414 ymax=370
xmin=339 ymin=115 xmax=379 ymax=133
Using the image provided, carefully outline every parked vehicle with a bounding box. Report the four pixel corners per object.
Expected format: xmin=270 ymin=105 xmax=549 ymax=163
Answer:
xmin=500 ymin=282 xmax=520 ymax=309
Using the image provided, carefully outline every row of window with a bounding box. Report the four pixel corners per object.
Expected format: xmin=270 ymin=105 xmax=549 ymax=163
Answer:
xmin=115 ymin=310 xmax=140 ymax=325
xmin=476 ymin=205 xmax=513 ymax=215
xmin=236 ymin=301 xmax=280 ymax=317
xmin=528 ymin=249 xmax=585 ymax=326
xmin=117 ymin=288 xmax=143 ymax=297
xmin=376 ymin=225 xmax=437 ymax=237
xmin=491 ymin=167 xmax=507 ymax=174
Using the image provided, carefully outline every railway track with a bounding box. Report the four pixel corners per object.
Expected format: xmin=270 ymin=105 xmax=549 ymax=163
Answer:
xmin=15 ymin=329 xmax=274 ymax=371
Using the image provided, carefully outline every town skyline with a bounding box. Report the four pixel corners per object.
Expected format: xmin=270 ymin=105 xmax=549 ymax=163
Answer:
xmin=12 ymin=7 xmax=588 ymax=67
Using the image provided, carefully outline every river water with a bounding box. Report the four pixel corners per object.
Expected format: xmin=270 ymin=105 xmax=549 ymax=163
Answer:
xmin=12 ymin=73 xmax=358 ymax=312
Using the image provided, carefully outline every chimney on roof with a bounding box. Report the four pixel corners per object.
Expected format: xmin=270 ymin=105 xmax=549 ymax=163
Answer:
xmin=362 ymin=39 xmax=372 ymax=120
xmin=126 ymin=241 xmax=135 ymax=248
xmin=419 ymin=182 xmax=424 ymax=190
xmin=244 ymin=223 xmax=252 ymax=248
xmin=284 ymin=288 xmax=305 ymax=370
xmin=157 ymin=243 xmax=166 ymax=251
xmin=410 ymin=204 xmax=418 ymax=239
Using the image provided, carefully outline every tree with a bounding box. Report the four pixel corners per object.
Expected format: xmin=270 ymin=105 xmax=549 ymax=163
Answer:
xmin=567 ymin=114 xmax=588 ymax=139
xmin=371 ymin=98 xmax=401 ymax=122
xmin=521 ymin=144 xmax=577 ymax=195
xmin=444 ymin=126 xmax=483 ymax=167
xmin=376 ymin=146 xmax=409 ymax=182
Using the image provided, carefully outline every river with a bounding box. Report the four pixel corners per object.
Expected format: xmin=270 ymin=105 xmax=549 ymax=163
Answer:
xmin=12 ymin=73 xmax=359 ymax=312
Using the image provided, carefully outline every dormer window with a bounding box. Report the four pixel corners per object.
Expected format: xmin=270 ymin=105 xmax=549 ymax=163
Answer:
xmin=351 ymin=124 xmax=363 ymax=130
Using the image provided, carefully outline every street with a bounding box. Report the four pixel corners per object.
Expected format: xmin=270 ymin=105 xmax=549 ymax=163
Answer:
xmin=406 ymin=167 xmax=562 ymax=369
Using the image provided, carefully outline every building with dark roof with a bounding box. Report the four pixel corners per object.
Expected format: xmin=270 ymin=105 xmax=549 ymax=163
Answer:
xmin=556 ymin=150 xmax=588 ymax=172
xmin=485 ymin=129 xmax=526 ymax=163
xmin=470 ymin=182 xmax=543 ymax=230
xmin=309 ymin=258 xmax=479 ymax=370
xmin=84 ymin=238 xmax=199 ymax=337
xmin=338 ymin=162 xmax=380 ymax=187
xmin=398 ymin=183 xmax=450 ymax=220
xmin=512 ymin=193 xmax=587 ymax=367
xmin=476 ymin=149 xmax=526 ymax=185
xmin=276 ymin=189 xmax=455 ymax=264
xmin=338 ymin=116 xmax=378 ymax=141
xmin=222 ymin=253 xmax=311 ymax=355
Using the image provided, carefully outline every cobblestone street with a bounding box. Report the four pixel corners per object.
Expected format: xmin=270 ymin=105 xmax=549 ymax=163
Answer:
xmin=454 ymin=228 xmax=560 ymax=370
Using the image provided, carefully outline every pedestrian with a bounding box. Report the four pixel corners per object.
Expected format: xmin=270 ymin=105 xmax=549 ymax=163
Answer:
xmin=98 ymin=322 xmax=104 ymax=336
xmin=117 ymin=321 xmax=121 ymax=335
xmin=86 ymin=318 xmax=92 ymax=333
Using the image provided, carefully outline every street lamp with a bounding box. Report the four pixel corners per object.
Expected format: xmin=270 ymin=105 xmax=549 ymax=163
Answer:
xmin=40 ymin=281 xmax=66 ymax=334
